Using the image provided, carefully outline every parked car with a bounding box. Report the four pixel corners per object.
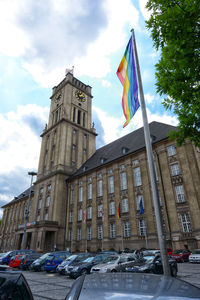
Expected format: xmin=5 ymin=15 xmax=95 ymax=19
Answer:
xmin=90 ymin=254 xmax=136 ymax=273
xmin=67 ymin=254 xmax=111 ymax=278
xmin=57 ymin=253 xmax=92 ymax=275
xmin=171 ymin=249 xmax=191 ymax=262
xmin=20 ymin=253 xmax=43 ymax=270
xmin=44 ymin=251 xmax=70 ymax=272
xmin=125 ymin=254 xmax=178 ymax=277
xmin=189 ymin=249 xmax=200 ymax=263
xmin=9 ymin=254 xmax=26 ymax=268
xmin=31 ymin=252 xmax=51 ymax=271
xmin=65 ymin=273 xmax=200 ymax=300
xmin=0 ymin=249 xmax=34 ymax=265
xmin=0 ymin=270 xmax=34 ymax=299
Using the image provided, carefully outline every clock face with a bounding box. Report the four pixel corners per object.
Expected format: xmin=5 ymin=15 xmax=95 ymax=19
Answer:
xmin=54 ymin=91 xmax=62 ymax=102
xmin=75 ymin=90 xmax=86 ymax=102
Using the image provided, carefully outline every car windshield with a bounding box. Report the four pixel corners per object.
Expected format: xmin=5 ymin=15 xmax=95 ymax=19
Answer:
xmin=173 ymin=250 xmax=182 ymax=254
xmin=142 ymin=256 xmax=155 ymax=263
xmin=1 ymin=251 xmax=12 ymax=258
xmin=192 ymin=250 xmax=200 ymax=254
xmin=83 ymin=257 xmax=94 ymax=263
xmin=36 ymin=253 xmax=50 ymax=262
xmin=102 ymin=256 xmax=119 ymax=264
xmin=66 ymin=255 xmax=78 ymax=261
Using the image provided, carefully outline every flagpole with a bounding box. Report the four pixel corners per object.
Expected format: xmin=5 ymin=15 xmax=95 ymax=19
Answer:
xmin=145 ymin=219 xmax=148 ymax=249
xmin=131 ymin=29 xmax=170 ymax=276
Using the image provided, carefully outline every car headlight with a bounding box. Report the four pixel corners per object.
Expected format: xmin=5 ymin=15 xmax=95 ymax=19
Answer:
xmin=73 ymin=266 xmax=79 ymax=271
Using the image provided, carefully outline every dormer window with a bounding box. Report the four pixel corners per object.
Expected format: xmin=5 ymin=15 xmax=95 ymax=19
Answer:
xmin=122 ymin=147 xmax=129 ymax=154
xmin=100 ymin=157 xmax=106 ymax=164
xmin=82 ymin=166 xmax=87 ymax=171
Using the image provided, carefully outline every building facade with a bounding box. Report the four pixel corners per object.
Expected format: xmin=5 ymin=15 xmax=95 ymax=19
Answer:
xmin=1 ymin=73 xmax=200 ymax=252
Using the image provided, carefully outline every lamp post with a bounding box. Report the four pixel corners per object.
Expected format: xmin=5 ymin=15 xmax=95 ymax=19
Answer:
xmin=21 ymin=171 xmax=37 ymax=250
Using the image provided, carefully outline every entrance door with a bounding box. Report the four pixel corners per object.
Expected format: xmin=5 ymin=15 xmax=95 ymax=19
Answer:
xmin=44 ymin=232 xmax=55 ymax=251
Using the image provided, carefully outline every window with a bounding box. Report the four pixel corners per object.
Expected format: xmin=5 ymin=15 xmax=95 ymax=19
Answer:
xmin=119 ymin=164 xmax=126 ymax=170
xmin=133 ymin=167 xmax=142 ymax=186
xmin=45 ymin=196 xmax=50 ymax=207
xmin=171 ymin=163 xmax=180 ymax=176
xmin=87 ymin=226 xmax=92 ymax=240
xmin=69 ymin=211 xmax=73 ymax=222
xmin=78 ymin=209 xmax=82 ymax=221
xmin=180 ymin=213 xmax=192 ymax=232
xmin=167 ymin=145 xmax=176 ymax=156
xmin=72 ymin=144 xmax=76 ymax=150
xmin=73 ymin=107 xmax=76 ymax=122
xmin=47 ymin=184 xmax=51 ymax=192
xmin=122 ymin=147 xmax=128 ymax=154
xmin=77 ymin=110 xmax=81 ymax=125
xmin=39 ymin=187 xmax=44 ymax=195
xmin=38 ymin=199 xmax=42 ymax=209
xmin=175 ymin=185 xmax=186 ymax=203
xmin=133 ymin=159 xmax=139 ymax=166
xmin=70 ymin=188 xmax=74 ymax=204
xmin=44 ymin=212 xmax=48 ymax=221
xmin=83 ymin=112 xmax=85 ymax=127
xmin=154 ymin=161 xmax=158 ymax=181
xmin=88 ymin=183 xmax=92 ymax=200
xmin=109 ymin=202 xmax=115 ymax=215
xmin=36 ymin=214 xmax=40 ymax=222
xmin=77 ymin=228 xmax=82 ymax=241
xmin=108 ymin=176 xmax=114 ymax=194
xmin=108 ymin=168 xmax=113 ymax=175
xmin=87 ymin=206 xmax=92 ymax=219
xmin=139 ymin=219 xmax=146 ymax=236
xmin=98 ymin=225 xmax=103 ymax=239
xmin=98 ymin=204 xmax=103 ymax=217
xmin=120 ymin=172 xmax=127 ymax=190
xmin=157 ymin=190 xmax=162 ymax=206
xmin=79 ymin=186 xmax=83 ymax=202
xmin=97 ymin=172 xmax=102 ymax=178
xmin=136 ymin=195 xmax=144 ymax=210
xmin=68 ymin=229 xmax=72 ymax=241
xmin=122 ymin=198 xmax=129 ymax=213
xmin=97 ymin=180 xmax=103 ymax=197
xmin=110 ymin=223 xmax=116 ymax=238
xmin=123 ymin=221 xmax=130 ymax=237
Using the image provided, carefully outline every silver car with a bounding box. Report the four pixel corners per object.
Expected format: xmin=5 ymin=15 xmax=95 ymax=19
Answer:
xmin=90 ymin=254 xmax=136 ymax=273
xmin=189 ymin=249 xmax=200 ymax=263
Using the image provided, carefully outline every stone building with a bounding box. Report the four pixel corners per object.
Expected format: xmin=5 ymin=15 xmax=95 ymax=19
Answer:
xmin=1 ymin=72 xmax=200 ymax=252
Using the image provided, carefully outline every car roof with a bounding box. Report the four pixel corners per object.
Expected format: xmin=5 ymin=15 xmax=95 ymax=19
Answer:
xmin=65 ymin=273 xmax=200 ymax=300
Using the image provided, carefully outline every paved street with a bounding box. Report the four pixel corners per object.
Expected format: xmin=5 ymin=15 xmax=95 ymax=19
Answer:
xmin=23 ymin=263 xmax=200 ymax=300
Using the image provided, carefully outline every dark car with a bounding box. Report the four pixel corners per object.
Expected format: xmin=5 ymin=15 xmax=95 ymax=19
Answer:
xmin=171 ymin=249 xmax=191 ymax=262
xmin=31 ymin=252 xmax=51 ymax=271
xmin=0 ymin=271 xmax=34 ymax=299
xmin=57 ymin=253 xmax=92 ymax=275
xmin=20 ymin=253 xmax=43 ymax=270
xmin=68 ymin=254 xmax=110 ymax=278
xmin=65 ymin=273 xmax=200 ymax=300
xmin=0 ymin=249 xmax=34 ymax=265
xmin=44 ymin=251 xmax=70 ymax=272
xmin=125 ymin=254 xmax=178 ymax=277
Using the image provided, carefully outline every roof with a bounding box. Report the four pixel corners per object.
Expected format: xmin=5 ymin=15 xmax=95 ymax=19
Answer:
xmin=2 ymin=185 xmax=34 ymax=208
xmin=70 ymin=121 xmax=177 ymax=179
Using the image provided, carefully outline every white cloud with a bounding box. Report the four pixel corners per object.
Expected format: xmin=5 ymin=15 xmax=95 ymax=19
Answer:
xmin=0 ymin=0 xmax=140 ymax=87
xmin=93 ymin=105 xmax=178 ymax=145
xmin=0 ymin=104 xmax=48 ymax=174
xmin=145 ymin=93 xmax=154 ymax=104
xmin=139 ymin=0 xmax=152 ymax=20
xmin=101 ymin=80 xmax=111 ymax=88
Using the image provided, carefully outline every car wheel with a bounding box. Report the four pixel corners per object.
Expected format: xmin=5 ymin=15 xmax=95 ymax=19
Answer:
xmin=41 ymin=265 xmax=45 ymax=271
xmin=171 ymin=266 xmax=177 ymax=277
xmin=111 ymin=269 xmax=117 ymax=273
xmin=81 ymin=268 xmax=88 ymax=275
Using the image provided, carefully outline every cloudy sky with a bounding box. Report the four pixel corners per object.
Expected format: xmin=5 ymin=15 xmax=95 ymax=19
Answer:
xmin=0 ymin=0 xmax=178 ymax=217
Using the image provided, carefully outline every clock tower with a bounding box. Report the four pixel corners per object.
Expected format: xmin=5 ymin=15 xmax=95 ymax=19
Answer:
xmin=31 ymin=72 xmax=97 ymax=252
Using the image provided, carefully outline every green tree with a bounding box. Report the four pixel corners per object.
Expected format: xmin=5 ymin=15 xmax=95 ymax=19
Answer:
xmin=146 ymin=0 xmax=200 ymax=146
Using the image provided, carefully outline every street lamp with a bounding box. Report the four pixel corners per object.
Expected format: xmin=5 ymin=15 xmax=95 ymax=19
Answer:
xmin=21 ymin=171 xmax=37 ymax=250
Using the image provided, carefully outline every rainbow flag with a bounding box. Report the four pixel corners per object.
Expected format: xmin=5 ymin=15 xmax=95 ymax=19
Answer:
xmin=117 ymin=36 xmax=140 ymax=127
